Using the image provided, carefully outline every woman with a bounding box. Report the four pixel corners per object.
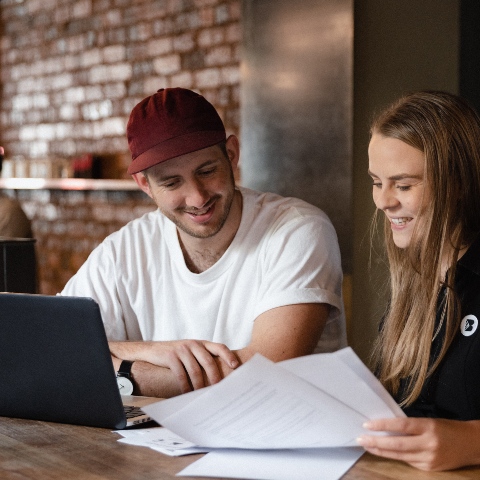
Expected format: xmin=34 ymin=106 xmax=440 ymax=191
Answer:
xmin=356 ymin=91 xmax=480 ymax=471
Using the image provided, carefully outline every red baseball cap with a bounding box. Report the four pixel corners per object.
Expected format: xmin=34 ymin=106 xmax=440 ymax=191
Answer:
xmin=126 ymin=88 xmax=226 ymax=174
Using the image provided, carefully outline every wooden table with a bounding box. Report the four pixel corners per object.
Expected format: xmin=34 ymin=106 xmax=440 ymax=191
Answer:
xmin=1 ymin=416 xmax=480 ymax=479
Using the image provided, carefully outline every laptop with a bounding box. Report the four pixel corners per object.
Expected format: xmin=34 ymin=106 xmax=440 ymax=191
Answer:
xmin=0 ymin=292 xmax=160 ymax=429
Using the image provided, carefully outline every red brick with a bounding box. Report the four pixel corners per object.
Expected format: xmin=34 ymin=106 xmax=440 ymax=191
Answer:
xmin=205 ymin=45 xmax=231 ymax=66
xmin=173 ymin=33 xmax=195 ymax=52
xmin=195 ymin=67 xmax=221 ymax=88
xmin=193 ymin=0 xmax=218 ymax=7
xmin=148 ymin=38 xmax=173 ymax=56
xmin=153 ymin=54 xmax=181 ymax=75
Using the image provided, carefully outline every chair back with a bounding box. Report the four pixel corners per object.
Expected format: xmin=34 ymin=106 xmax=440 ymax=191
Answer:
xmin=0 ymin=238 xmax=37 ymax=293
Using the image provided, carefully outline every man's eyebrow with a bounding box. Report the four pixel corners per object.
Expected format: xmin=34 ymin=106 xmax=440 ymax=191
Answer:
xmin=156 ymin=173 xmax=179 ymax=182
xmin=194 ymin=159 xmax=219 ymax=170
xmin=367 ymin=169 xmax=422 ymax=181
xmin=154 ymin=159 xmax=220 ymax=182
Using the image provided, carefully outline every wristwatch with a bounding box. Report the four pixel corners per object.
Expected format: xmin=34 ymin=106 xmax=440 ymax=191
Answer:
xmin=116 ymin=360 xmax=134 ymax=395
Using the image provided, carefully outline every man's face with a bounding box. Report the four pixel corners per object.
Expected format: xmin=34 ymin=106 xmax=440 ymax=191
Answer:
xmin=140 ymin=142 xmax=237 ymax=240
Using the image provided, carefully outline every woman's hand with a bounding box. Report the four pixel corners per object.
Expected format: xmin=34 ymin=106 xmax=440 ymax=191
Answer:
xmin=357 ymin=417 xmax=480 ymax=471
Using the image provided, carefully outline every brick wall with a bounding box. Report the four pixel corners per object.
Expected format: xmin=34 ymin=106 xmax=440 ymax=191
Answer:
xmin=0 ymin=0 xmax=242 ymax=294
xmin=17 ymin=187 xmax=157 ymax=294
xmin=0 ymin=0 xmax=241 ymax=158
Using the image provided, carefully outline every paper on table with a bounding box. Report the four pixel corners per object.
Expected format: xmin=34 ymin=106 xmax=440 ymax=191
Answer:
xmin=142 ymin=350 xmax=398 ymax=450
xmin=115 ymin=427 xmax=209 ymax=456
xmin=177 ymin=447 xmax=365 ymax=480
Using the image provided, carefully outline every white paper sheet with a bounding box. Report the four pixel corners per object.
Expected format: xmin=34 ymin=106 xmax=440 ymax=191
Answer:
xmin=334 ymin=347 xmax=405 ymax=417
xmin=279 ymin=348 xmax=405 ymax=419
xmin=143 ymin=353 xmax=371 ymax=449
xmin=115 ymin=427 xmax=209 ymax=456
xmin=177 ymin=447 xmax=365 ymax=480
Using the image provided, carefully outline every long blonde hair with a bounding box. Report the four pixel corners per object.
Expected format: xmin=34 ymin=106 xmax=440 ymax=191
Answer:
xmin=371 ymin=91 xmax=480 ymax=406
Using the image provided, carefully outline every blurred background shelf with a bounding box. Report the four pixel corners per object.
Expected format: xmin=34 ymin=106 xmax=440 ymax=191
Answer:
xmin=0 ymin=178 xmax=138 ymax=191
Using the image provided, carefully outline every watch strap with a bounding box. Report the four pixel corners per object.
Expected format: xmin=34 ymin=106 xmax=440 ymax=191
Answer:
xmin=117 ymin=360 xmax=134 ymax=379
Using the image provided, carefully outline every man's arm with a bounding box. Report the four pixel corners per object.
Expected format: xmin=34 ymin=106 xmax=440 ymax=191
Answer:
xmin=110 ymin=339 xmax=239 ymax=397
xmin=216 ymin=302 xmax=329 ymax=377
xmin=110 ymin=302 xmax=328 ymax=397
xmin=112 ymin=356 xmax=182 ymax=398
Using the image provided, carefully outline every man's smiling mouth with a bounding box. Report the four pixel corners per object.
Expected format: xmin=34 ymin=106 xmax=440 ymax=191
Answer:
xmin=187 ymin=206 xmax=212 ymax=216
xmin=183 ymin=197 xmax=219 ymax=217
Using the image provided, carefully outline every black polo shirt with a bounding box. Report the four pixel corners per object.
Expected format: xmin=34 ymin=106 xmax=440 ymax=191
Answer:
xmin=398 ymin=235 xmax=480 ymax=420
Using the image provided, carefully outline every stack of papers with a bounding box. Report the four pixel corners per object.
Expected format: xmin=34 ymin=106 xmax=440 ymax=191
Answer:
xmin=119 ymin=347 xmax=404 ymax=480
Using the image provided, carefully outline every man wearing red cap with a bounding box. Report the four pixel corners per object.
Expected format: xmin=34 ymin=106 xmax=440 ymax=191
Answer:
xmin=62 ymin=88 xmax=346 ymax=398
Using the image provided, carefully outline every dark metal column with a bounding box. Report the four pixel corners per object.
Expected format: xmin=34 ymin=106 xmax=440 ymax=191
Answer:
xmin=240 ymin=0 xmax=353 ymax=271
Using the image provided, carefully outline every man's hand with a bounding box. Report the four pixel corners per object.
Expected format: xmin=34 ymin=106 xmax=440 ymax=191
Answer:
xmin=110 ymin=340 xmax=239 ymax=395
xmin=357 ymin=417 xmax=480 ymax=471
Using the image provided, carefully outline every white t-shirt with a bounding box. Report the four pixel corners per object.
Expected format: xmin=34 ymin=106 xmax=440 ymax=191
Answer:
xmin=61 ymin=187 xmax=347 ymax=352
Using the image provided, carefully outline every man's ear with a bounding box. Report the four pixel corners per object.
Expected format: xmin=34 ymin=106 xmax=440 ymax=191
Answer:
xmin=132 ymin=172 xmax=153 ymax=199
xmin=225 ymin=135 xmax=240 ymax=170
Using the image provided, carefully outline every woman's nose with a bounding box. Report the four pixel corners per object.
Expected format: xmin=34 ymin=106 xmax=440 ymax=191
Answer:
xmin=373 ymin=187 xmax=399 ymax=211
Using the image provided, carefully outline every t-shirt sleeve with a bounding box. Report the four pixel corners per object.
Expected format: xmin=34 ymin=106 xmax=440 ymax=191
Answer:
xmin=60 ymin=240 xmax=129 ymax=340
xmin=253 ymin=209 xmax=344 ymax=323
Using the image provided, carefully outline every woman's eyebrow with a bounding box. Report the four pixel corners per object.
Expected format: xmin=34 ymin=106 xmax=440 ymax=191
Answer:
xmin=367 ymin=170 xmax=422 ymax=181
xmin=388 ymin=173 xmax=423 ymax=181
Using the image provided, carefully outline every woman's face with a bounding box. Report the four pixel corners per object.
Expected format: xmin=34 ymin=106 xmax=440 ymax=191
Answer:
xmin=368 ymin=133 xmax=428 ymax=249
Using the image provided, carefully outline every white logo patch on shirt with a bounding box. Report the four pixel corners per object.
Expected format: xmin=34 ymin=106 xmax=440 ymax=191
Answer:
xmin=460 ymin=314 xmax=478 ymax=337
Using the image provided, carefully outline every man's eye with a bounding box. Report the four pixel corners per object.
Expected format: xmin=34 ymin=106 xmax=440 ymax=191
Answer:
xmin=199 ymin=168 xmax=215 ymax=176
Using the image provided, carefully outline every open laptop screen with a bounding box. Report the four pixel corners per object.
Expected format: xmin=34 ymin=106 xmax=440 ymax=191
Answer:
xmin=0 ymin=293 xmax=130 ymax=429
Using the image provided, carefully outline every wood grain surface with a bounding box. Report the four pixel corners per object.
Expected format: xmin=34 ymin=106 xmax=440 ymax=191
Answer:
xmin=1 ymin=417 xmax=479 ymax=480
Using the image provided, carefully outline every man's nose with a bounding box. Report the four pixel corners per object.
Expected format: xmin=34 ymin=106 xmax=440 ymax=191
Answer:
xmin=185 ymin=179 xmax=209 ymax=208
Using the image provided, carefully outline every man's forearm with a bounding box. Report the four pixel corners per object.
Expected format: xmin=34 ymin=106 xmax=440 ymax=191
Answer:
xmin=110 ymin=339 xmax=239 ymax=396
xmin=128 ymin=359 xmax=183 ymax=398
xmin=110 ymin=346 xmax=183 ymax=397
xmin=112 ymin=353 xmax=183 ymax=398
xmin=110 ymin=341 xmax=156 ymax=364
xmin=111 ymin=347 xmax=187 ymax=397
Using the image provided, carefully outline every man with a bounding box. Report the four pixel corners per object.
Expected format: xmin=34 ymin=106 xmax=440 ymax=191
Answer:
xmin=0 ymin=146 xmax=32 ymax=238
xmin=62 ymin=88 xmax=346 ymax=398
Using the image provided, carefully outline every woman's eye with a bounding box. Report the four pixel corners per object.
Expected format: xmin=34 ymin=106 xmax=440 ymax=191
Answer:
xmin=397 ymin=185 xmax=411 ymax=191
xmin=372 ymin=182 xmax=382 ymax=188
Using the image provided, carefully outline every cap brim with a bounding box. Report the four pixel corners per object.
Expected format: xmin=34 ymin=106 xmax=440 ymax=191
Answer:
xmin=127 ymin=130 xmax=226 ymax=174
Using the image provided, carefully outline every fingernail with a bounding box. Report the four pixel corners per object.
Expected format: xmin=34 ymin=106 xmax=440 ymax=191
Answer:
xmin=363 ymin=421 xmax=372 ymax=429
xmin=356 ymin=437 xmax=365 ymax=445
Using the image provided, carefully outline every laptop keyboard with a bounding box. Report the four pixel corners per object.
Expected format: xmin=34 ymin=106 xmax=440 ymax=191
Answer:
xmin=124 ymin=405 xmax=144 ymax=419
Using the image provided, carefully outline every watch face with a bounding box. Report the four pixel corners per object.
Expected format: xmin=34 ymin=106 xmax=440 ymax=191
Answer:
xmin=116 ymin=376 xmax=134 ymax=395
